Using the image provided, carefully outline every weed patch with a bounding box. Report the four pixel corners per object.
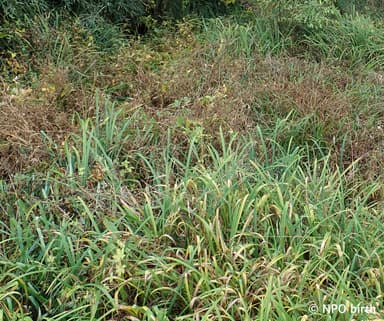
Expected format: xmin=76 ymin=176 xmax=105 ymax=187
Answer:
xmin=2 ymin=5 xmax=384 ymax=320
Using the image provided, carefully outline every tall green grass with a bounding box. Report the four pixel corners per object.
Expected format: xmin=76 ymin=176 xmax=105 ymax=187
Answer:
xmin=199 ymin=5 xmax=384 ymax=70
xmin=1 ymin=102 xmax=383 ymax=320
xmin=2 ymin=2 xmax=384 ymax=320
xmin=303 ymin=13 xmax=384 ymax=69
xmin=200 ymin=17 xmax=291 ymax=57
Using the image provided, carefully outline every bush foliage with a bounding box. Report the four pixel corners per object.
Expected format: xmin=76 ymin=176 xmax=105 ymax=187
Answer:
xmin=0 ymin=0 xmax=232 ymax=26
xmin=0 ymin=0 xmax=233 ymax=59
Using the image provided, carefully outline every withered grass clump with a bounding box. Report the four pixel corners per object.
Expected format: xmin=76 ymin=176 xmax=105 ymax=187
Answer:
xmin=0 ymin=86 xmax=71 ymax=175
xmin=104 ymin=40 xmax=383 ymax=179
xmin=2 ymin=25 xmax=384 ymax=179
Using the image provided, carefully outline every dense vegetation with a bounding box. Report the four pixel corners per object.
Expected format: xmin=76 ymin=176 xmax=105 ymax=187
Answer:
xmin=1 ymin=0 xmax=384 ymax=320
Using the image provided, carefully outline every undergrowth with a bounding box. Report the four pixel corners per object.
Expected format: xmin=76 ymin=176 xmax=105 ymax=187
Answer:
xmin=1 ymin=1 xmax=384 ymax=320
xmin=1 ymin=104 xmax=383 ymax=320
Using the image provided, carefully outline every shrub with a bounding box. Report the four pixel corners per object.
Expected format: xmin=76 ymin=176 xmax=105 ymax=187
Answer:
xmin=0 ymin=0 xmax=236 ymax=67
xmin=243 ymin=0 xmax=340 ymax=32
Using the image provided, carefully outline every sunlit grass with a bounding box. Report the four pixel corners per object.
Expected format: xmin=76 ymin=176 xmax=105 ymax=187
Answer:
xmin=1 ymin=104 xmax=383 ymax=320
xmin=1 ymin=4 xmax=384 ymax=321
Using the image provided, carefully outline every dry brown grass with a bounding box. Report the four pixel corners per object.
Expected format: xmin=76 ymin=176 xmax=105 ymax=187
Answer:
xmin=2 ymin=25 xmax=384 ymax=180
xmin=0 ymin=69 xmax=76 ymax=176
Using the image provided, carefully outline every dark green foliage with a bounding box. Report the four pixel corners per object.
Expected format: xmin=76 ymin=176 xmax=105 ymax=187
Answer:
xmin=0 ymin=0 xmax=148 ymax=28
xmin=0 ymin=0 xmax=231 ymax=27
xmin=0 ymin=0 xmax=233 ymax=62
xmin=336 ymin=0 xmax=384 ymax=16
